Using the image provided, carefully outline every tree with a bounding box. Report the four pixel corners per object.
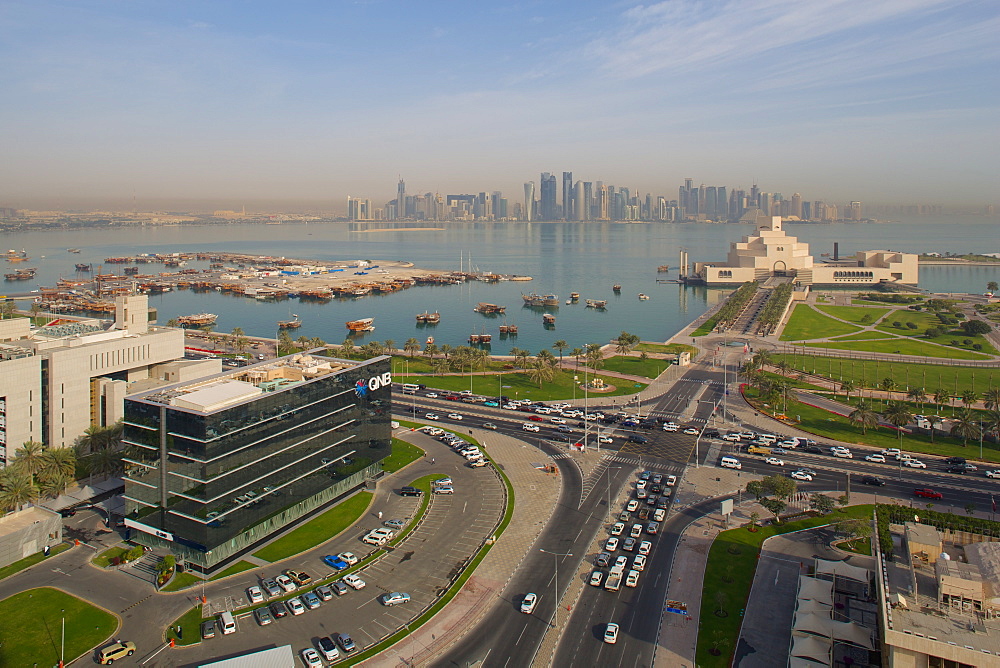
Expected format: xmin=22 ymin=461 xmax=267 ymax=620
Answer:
xmin=423 ymin=342 xmax=438 ymax=359
xmin=438 ymin=344 xmax=453 ymax=360
xmin=527 ymin=357 xmax=556 ymax=388
xmin=37 ymin=471 xmax=71 ymax=499
xmin=310 ymin=337 xmax=326 ymax=350
xmin=383 ymin=339 xmax=396 ymax=356
xmin=585 ymin=343 xmax=605 ymax=370
xmin=960 ymin=389 xmax=978 ymax=409
xmin=965 ymin=502 xmax=977 ymax=516
xmin=761 ymin=474 xmax=797 ymax=501
xmin=760 ymin=497 xmax=786 ymax=522
xmin=11 ymin=441 xmax=46 ymax=478
xmin=233 ymin=335 xmax=249 ymax=356
xmin=0 ymin=472 xmax=38 ymax=512
xmin=961 ymin=320 xmax=992 ymax=336
xmin=880 ymin=377 xmax=897 ymax=407
xmin=907 ymin=387 xmax=927 ymax=410
xmin=810 ymin=493 xmax=835 ymax=514
xmin=836 ymin=518 xmax=872 ymax=549
xmin=552 ymin=340 xmax=568 ymax=365
xmin=296 ymin=335 xmax=311 ymax=350
xmin=839 ymin=380 xmax=855 ymax=400
xmin=950 ymin=408 xmax=981 ymax=446
xmin=746 ymin=480 xmax=766 ymax=501
xmin=432 ymin=357 xmax=451 ymax=375
xmin=883 ymin=401 xmax=914 ymax=447
xmin=403 ymin=338 xmax=421 ymax=357
xmin=933 ymin=388 xmax=950 ymax=413
xmin=848 ymin=400 xmax=879 ymax=435
xmin=984 ymin=388 xmax=1000 ymax=411
xmin=510 ymin=348 xmax=530 ymax=370
xmin=748 ymin=511 xmax=760 ymax=530
xmin=989 ymin=281 xmax=999 ymax=293
xmin=983 ymin=410 xmax=1000 ymax=444
xmin=536 ymin=349 xmax=558 ymax=367
xmin=165 ymin=317 xmax=180 ymax=328
xmin=339 ymin=337 xmax=355 ymax=358
xmin=277 ymin=329 xmax=294 ymax=355
xmin=570 ymin=347 xmax=584 ymax=369
xmin=39 ymin=448 xmax=76 ymax=480
xmin=89 ymin=447 xmax=123 ymax=478
xmin=157 ymin=554 xmax=176 ymax=575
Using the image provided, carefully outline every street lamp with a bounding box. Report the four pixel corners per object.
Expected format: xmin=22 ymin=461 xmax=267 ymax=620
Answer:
xmin=539 ymin=549 xmax=572 ymax=629
xmin=606 ymin=466 xmax=622 ymax=522
xmin=60 ymin=608 xmax=65 ymax=668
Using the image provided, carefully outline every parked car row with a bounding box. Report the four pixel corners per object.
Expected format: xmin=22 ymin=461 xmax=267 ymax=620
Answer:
xmin=420 ymin=426 xmax=488 ymax=466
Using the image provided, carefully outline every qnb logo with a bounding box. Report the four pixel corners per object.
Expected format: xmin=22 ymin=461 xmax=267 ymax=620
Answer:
xmin=356 ymin=372 xmax=392 ymax=397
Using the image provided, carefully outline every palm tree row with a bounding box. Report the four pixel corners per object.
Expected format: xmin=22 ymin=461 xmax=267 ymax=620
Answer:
xmin=0 ymin=441 xmax=77 ymax=512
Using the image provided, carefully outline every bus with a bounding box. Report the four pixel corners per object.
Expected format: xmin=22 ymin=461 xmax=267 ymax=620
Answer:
xmin=400 ymin=383 xmax=420 ymax=395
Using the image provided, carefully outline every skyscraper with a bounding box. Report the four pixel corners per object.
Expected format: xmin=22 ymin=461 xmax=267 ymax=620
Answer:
xmin=562 ymin=172 xmax=573 ymax=220
xmin=583 ymin=182 xmax=593 ymax=221
xmin=850 ymin=201 xmax=863 ymax=220
xmin=396 ymin=178 xmax=406 ymax=220
xmin=540 ymin=173 xmax=557 ymax=220
xmin=523 ymin=182 xmax=535 ymax=221
xmin=791 ymin=193 xmax=802 ymax=219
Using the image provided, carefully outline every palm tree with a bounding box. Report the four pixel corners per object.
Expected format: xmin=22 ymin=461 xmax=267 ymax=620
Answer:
xmin=984 ymin=388 xmax=1000 ymax=411
xmin=950 ymin=408 xmax=981 ymax=447
xmin=0 ymin=473 xmax=39 ymax=512
xmin=11 ymin=441 xmax=46 ymax=477
xmin=880 ymin=378 xmax=897 ymax=408
xmin=585 ymin=343 xmax=605 ymax=370
xmin=165 ymin=317 xmax=180 ymax=328
xmin=39 ymin=448 xmax=76 ymax=480
xmin=883 ymin=401 xmax=914 ymax=448
xmin=839 ymin=380 xmax=855 ymax=401
xmin=76 ymin=424 xmax=110 ymax=456
xmin=907 ymin=387 xmax=927 ymax=411
xmin=775 ymin=360 xmax=791 ymax=377
xmin=961 ymin=389 xmax=978 ymax=409
xmin=472 ymin=348 xmax=491 ymax=371
xmin=933 ymin=388 xmax=950 ymax=414
xmin=296 ymin=335 xmax=311 ymax=350
xmin=848 ymin=400 xmax=879 ymax=435
xmin=403 ymin=338 xmax=421 ymax=357
xmin=527 ymin=357 xmax=556 ymax=388
xmin=431 ymin=357 xmax=451 ymax=375
xmin=423 ymin=342 xmax=439 ymax=359
xmin=0 ymin=300 xmax=16 ymax=319
xmin=536 ymin=349 xmax=558 ymax=367
xmin=439 ymin=344 xmax=453 ymax=360
xmin=383 ymin=339 xmax=396 ymax=356
xmin=552 ymin=340 xmax=568 ymax=366
xmin=88 ymin=447 xmax=123 ymax=479
xmin=511 ymin=347 xmax=530 ymax=370
xmin=310 ymin=337 xmax=326 ymax=350
xmin=750 ymin=350 xmax=772 ymax=371
xmin=988 ymin=280 xmax=999 ymax=293
xmin=570 ymin=347 xmax=584 ymax=370
xmin=37 ymin=471 xmax=72 ymax=499
xmin=982 ymin=410 xmax=1000 ymax=444
xmin=277 ymin=329 xmax=294 ymax=355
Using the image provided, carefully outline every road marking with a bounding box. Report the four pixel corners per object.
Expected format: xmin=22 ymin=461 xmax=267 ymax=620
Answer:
xmin=515 ymin=621 xmax=529 ymax=645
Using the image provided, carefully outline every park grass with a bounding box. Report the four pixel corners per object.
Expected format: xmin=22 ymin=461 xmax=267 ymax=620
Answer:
xmin=635 ymin=342 xmax=698 ymax=356
xmin=692 ymin=317 xmax=718 ymax=337
xmin=804 ymin=337 xmax=989 ymax=360
xmin=382 ymin=438 xmax=424 ymax=472
xmin=835 ymin=539 xmax=873 ymax=556
xmin=92 ymin=545 xmax=128 ymax=567
xmin=744 ymin=387 xmax=1000 ymax=462
xmin=396 ymin=368 xmax=646 ymax=401
xmin=208 ymin=560 xmax=257 ymax=581
xmin=599 ymin=355 xmax=673 ymax=379
xmin=759 ymin=371 xmax=830 ymax=392
xmin=816 ymin=305 xmax=890 ymax=325
xmin=0 ymin=587 xmax=118 ymax=666
xmin=0 ymin=543 xmax=70 ymax=581
xmin=780 ymin=304 xmax=861 ymax=341
xmin=773 ymin=352 xmax=1000 ymax=397
xmin=161 ymin=571 xmax=203 ymax=592
xmin=165 ymin=605 xmax=204 ymax=647
xmin=830 ymin=331 xmax=900 ymax=341
xmin=697 ymin=506 xmax=873 ymax=667
xmin=874 ymin=308 xmax=939 ymax=334
xmin=252 ymin=491 xmax=372 ymax=562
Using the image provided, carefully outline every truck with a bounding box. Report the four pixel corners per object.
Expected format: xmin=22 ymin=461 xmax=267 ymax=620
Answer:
xmin=604 ymin=567 xmax=624 ymax=592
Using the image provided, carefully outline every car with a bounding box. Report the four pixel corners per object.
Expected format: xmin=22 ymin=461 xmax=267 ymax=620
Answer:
xmin=604 ymin=623 xmax=620 ymax=644
xmin=771 ymin=448 xmax=789 ymax=455
xmin=656 ymin=497 xmax=670 ymax=510
xmin=610 ymin=522 xmax=625 ymax=536
xmin=914 ymin=488 xmax=942 ymax=499
xmin=945 ymin=456 xmax=967 ymax=465
xmin=881 ymin=448 xmax=902 ymax=457
xmin=447 ymin=413 xmax=463 ymax=420
xmin=605 ymin=537 xmax=619 ymax=552
xmin=830 ymin=446 xmax=850 ymax=454
xmin=865 ymin=453 xmax=886 ymax=463
xmin=424 ymin=413 xmax=440 ymax=420
xmin=791 ymin=470 xmax=814 ymax=481
xmin=425 ymin=392 xmax=439 ymax=398
xmin=549 ymin=416 xmax=567 ymax=424
xmin=469 ymin=459 xmax=488 ymax=467
xmin=343 ymin=573 xmax=366 ymax=589
xmin=618 ymin=511 xmax=631 ymax=522
xmin=630 ymin=523 xmax=643 ymax=538
xmin=803 ymin=445 xmax=823 ymax=454
xmin=665 ymin=474 xmax=677 ymax=486
xmin=434 ymin=477 xmax=453 ymax=486
xmin=482 ymin=422 xmax=498 ymax=430
xmin=483 ymin=401 xmax=499 ymax=407
xmin=286 ymin=597 xmax=305 ymax=615
xmin=653 ymin=508 xmax=666 ymax=522
xmin=651 ymin=474 xmax=663 ymax=484
xmin=633 ymin=554 xmax=647 ymax=571
xmin=336 ymin=633 xmax=357 ymax=653
xmin=626 ymin=499 xmax=639 ymax=512
xmin=254 ymin=606 xmax=274 ymax=625
xmin=595 ymin=552 xmax=611 ymax=568
xmin=635 ymin=488 xmax=648 ymax=499
xmin=628 ymin=434 xmax=650 ymax=444
xmin=269 ymin=601 xmax=289 ymax=618
xmin=646 ymin=494 xmax=659 ymax=506
xmin=638 ymin=508 xmax=652 ymax=520
xmin=284 ymin=569 xmax=312 ymax=586
xmin=302 ymin=591 xmax=322 ymax=609
xmin=986 ymin=470 xmax=1000 ymax=479
xmin=764 ymin=457 xmax=784 ymax=466
xmin=400 ymin=486 xmax=423 ymax=497
xmin=589 ymin=570 xmax=605 ymax=586
xmin=332 ymin=581 xmax=349 ymax=596
xmin=339 ymin=551 xmax=359 ymax=565
xmin=614 ymin=555 xmax=629 ymax=569
xmin=261 ymin=578 xmax=282 ymax=597
xmin=381 ymin=592 xmax=412 ymax=606
xmin=520 ymin=592 xmax=538 ymax=613
xmin=777 ymin=439 xmax=798 ymax=448
xmin=625 ymin=569 xmax=640 ymax=587
xmin=623 ymin=537 xmax=637 ymax=551
xmin=363 ymin=527 xmax=395 ymax=544
xmin=638 ymin=540 xmax=652 ymax=555
xmin=301 ymin=648 xmax=323 ymax=668
xmin=323 ymin=555 xmax=350 ymax=570
xmin=529 ymin=415 xmax=546 ymax=421
xmin=317 ymin=636 xmax=340 ymax=662
xmin=201 ymin=620 xmax=217 ymax=639
xmin=738 ymin=432 xmax=756 ymax=440
xmin=650 ymin=483 xmax=663 ymax=494
xmin=646 ymin=521 xmax=660 ymax=535
xmin=639 ymin=470 xmax=652 ymax=480
xmin=555 ymin=425 xmax=573 ymax=433
xmin=598 ymin=434 xmax=614 ymax=444
xmin=522 ymin=423 xmax=540 ymax=432
xmin=275 ymin=574 xmax=296 ymax=592
xmin=315 ymin=585 xmax=334 ymax=601
xmin=683 ymin=427 xmax=700 ymax=435
xmin=904 ymin=459 xmax=927 ymax=469
xmin=434 ymin=485 xmax=455 ymax=494
xmin=861 ymin=475 xmax=886 ymax=486
xmin=662 ymin=424 xmax=679 ymax=432
xmin=722 ymin=433 xmax=741 ymax=441
xmin=946 ymin=465 xmax=970 ymax=474
xmin=832 ymin=449 xmax=853 ymax=458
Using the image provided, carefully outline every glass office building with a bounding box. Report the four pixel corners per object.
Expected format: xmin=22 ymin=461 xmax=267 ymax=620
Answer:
xmin=122 ymin=351 xmax=391 ymax=573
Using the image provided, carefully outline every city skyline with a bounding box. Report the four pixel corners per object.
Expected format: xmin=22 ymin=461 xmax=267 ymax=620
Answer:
xmin=1 ymin=1 xmax=998 ymax=207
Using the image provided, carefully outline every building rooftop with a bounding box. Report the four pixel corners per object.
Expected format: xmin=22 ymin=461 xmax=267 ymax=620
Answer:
xmin=0 ymin=506 xmax=58 ymax=538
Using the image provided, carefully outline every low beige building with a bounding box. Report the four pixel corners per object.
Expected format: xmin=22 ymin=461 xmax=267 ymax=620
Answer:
xmin=0 ymin=506 xmax=62 ymax=568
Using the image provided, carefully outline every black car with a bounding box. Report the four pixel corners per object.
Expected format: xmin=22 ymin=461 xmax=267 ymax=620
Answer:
xmin=269 ymin=601 xmax=288 ymax=618
xmin=638 ymin=471 xmax=652 ymax=481
xmin=201 ymin=620 xmax=217 ymax=639
xmin=860 ymin=475 xmax=885 ymax=486
xmin=945 ymin=456 xmax=967 ymax=465
xmin=946 ymin=465 xmax=969 ymax=474
xmin=637 ymin=508 xmax=652 ymax=520
xmin=656 ymin=497 xmax=670 ymax=510
xmin=400 ymin=486 xmax=423 ymax=497
xmin=628 ymin=434 xmax=650 ymax=444
xmin=704 ymin=430 xmax=721 ymax=439
xmin=802 ymin=445 xmax=823 ymax=454
xmin=595 ymin=552 xmax=612 ymax=567
xmin=650 ymin=484 xmax=663 ymax=494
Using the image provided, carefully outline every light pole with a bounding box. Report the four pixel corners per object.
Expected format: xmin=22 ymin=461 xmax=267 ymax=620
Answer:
xmin=60 ymin=608 xmax=65 ymax=668
xmin=606 ymin=466 xmax=622 ymax=522
xmin=539 ymin=549 xmax=572 ymax=629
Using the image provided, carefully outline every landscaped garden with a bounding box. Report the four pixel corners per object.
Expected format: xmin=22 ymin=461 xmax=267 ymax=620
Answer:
xmin=252 ymin=491 xmax=372 ymax=562
xmin=396 ymin=368 xmax=646 ymax=401
xmin=780 ymin=304 xmax=861 ymax=341
xmin=0 ymin=543 xmax=70 ymax=581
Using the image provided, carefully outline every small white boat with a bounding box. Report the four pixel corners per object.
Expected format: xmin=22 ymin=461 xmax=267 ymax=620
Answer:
xmin=638 ymin=293 xmax=650 ymax=300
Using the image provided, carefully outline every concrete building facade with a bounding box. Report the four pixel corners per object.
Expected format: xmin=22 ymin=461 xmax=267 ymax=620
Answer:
xmin=0 ymin=506 xmax=62 ymax=569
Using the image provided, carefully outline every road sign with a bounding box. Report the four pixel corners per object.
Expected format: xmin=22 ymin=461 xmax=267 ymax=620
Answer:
xmin=721 ymin=499 xmax=734 ymax=516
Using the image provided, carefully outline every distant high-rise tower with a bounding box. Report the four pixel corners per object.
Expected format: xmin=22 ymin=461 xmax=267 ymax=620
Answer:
xmin=540 ymin=173 xmax=557 ymax=220
xmin=850 ymin=201 xmax=862 ymax=220
xmin=791 ymin=193 xmax=802 ymax=219
xmin=523 ymin=182 xmax=535 ymax=221
xmin=396 ymin=178 xmax=406 ymax=220
xmin=562 ymin=172 xmax=574 ymax=220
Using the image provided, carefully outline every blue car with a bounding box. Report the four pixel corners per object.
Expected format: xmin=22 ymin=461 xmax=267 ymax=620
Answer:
xmin=483 ymin=401 xmax=499 ymax=407
xmin=322 ymin=555 xmax=350 ymax=570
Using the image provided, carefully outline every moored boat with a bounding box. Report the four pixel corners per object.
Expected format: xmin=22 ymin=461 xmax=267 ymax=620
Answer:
xmin=638 ymin=293 xmax=650 ymax=300
xmin=570 ymin=292 xmax=580 ymax=301
xmin=612 ymin=284 xmax=622 ymax=292
xmin=74 ymin=263 xmax=92 ymax=271
xmin=416 ymin=311 xmax=441 ymax=323
xmin=586 ymin=299 xmax=607 ymax=309
xmin=279 ymin=314 xmax=302 ymax=329
xmin=473 ymin=303 xmax=506 ymax=314
xmin=68 ymin=248 xmax=81 ymax=253
xmin=177 ymin=313 xmax=218 ymax=327
xmin=346 ymin=317 xmax=375 ymax=332
xmin=542 ymin=294 xmax=559 ymax=306
xmin=542 ymin=313 xmax=556 ymax=325
xmin=425 ymin=336 xmax=435 ymax=345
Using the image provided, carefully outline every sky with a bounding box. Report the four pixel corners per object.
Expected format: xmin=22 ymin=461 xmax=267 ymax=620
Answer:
xmin=1 ymin=0 xmax=998 ymax=211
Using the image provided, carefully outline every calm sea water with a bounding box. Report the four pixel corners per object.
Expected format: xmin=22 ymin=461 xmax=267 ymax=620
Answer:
xmin=2 ymin=217 xmax=998 ymax=354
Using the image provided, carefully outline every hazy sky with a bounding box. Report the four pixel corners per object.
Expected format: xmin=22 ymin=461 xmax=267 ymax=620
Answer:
xmin=1 ymin=0 xmax=998 ymax=210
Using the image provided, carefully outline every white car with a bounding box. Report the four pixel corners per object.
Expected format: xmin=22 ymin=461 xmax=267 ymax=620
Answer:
xmin=342 ymin=574 xmax=366 ymax=590
xmin=589 ymin=571 xmax=604 ymax=587
xmin=604 ymin=623 xmax=620 ymax=644
xmin=614 ymin=555 xmax=629 ymax=570
xmin=653 ymin=508 xmax=666 ymax=522
xmin=832 ymin=450 xmax=853 ymax=459
xmin=425 ymin=413 xmax=440 ymax=420
xmin=722 ymin=433 xmax=741 ymax=441
xmin=986 ymin=470 xmax=1000 ymax=479
xmin=625 ymin=570 xmax=640 ymax=587
xmin=247 ymin=586 xmax=264 ymax=604
xmin=626 ymin=499 xmax=639 ymax=512
xmin=638 ymin=540 xmax=652 ymax=555
xmin=549 ymin=417 xmax=567 ymax=424
xmin=605 ymin=537 xmax=619 ymax=552
xmin=597 ymin=434 xmax=614 ymax=444
xmin=521 ymin=423 xmax=540 ymax=432
xmin=610 ymin=522 xmax=625 ymax=536
xmin=791 ymin=470 xmax=814 ymax=481
xmin=301 ymin=648 xmax=323 ymax=668
xmin=665 ymin=475 xmax=677 ymax=486
xmin=447 ymin=413 xmax=463 ymax=420
xmin=904 ymin=459 xmax=927 ymax=469
xmin=434 ymin=485 xmax=455 ymax=494
xmin=287 ymin=597 xmax=306 ymax=615
xmin=630 ymin=523 xmax=643 ymax=538
xmin=275 ymin=574 xmax=297 ymax=592
xmin=662 ymin=424 xmax=679 ymax=432
xmin=764 ymin=457 xmax=785 ymax=466
xmin=632 ymin=554 xmax=647 ymax=571
xmin=865 ymin=453 xmax=886 ymax=463
xmin=520 ymin=592 xmax=538 ymax=614
xmin=636 ymin=479 xmax=647 ymax=490
xmin=683 ymin=427 xmax=700 ymax=435
xmin=424 ymin=392 xmax=438 ymax=398
xmin=338 ymin=552 xmax=358 ymax=565
xmin=881 ymin=448 xmax=901 ymax=457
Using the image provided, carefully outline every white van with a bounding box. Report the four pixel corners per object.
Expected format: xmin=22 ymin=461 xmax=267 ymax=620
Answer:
xmin=757 ymin=434 xmax=777 ymax=444
xmin=720 ymin=456 xmax=742 ymax=470
xmin=219 ymin=611 xmax=236 ymax=635
xmin=401 ymin=383 xmax=420 ymax=394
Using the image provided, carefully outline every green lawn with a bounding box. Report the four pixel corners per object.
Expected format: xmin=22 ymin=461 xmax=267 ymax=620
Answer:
xmin=252 ymin=491 xmax=372 ymax=562
xmin=599 ymin=355 xmax=673 ymax=379
xmin=161 ymin=571 xmax=203 ymax=592
xmin=697 ymin=506 xmax=873 ymax=667
xmin=382 ymin=438 xmax=424 ymax=473
xmin=0 ymin=543 xmax=70 ymax=581
xmin=830 ymin=331 xmax=900 ymax=341
xmin=0 ymin=587 xmax=118 ymax=666
xmin=874 ymin=308 xmax=939 ymax=334
xmin=805 ymin=337 xmax=989 ymax=360
xmin=635 ymin=342 xmax=698 ymax=355
xmin=774 ymin=352 xmax=1000 ymax=397
xmin=166 ymin=605 xmax=204 ymax=647
xmin=397 ymin=368 xmax=646 ymax=401
xmin=815 ymin=305 xmax=890 ymax=325
xmin=209 ymin=560 xmax=257 ymax=581
xmin=835 ymin=539 xmax=873 ymax=556
xmin=780 ymin=305 xmax=861 ymax=341
xmin=92 ymin=545 xmax=128 ymax=567
xmin=692 ymin=317 xmax=718 ymax=337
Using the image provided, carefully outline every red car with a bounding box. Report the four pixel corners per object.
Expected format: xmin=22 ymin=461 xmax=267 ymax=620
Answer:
xmin=528 ymin=415 xmax=546 ymax=422
xmin=914 ymin=488 xmax=943 ymax=499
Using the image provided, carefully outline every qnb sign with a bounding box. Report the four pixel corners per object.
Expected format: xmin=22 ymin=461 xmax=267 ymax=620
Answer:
xmin=355 ymin=372 xmax=392 ymax=397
